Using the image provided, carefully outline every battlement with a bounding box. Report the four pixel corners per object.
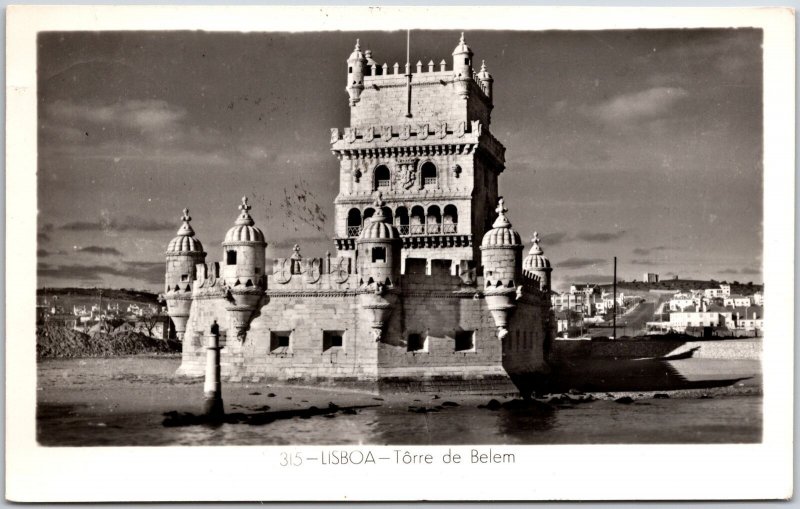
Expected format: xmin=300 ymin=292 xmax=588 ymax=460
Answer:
xmin=360 ymin=63 xmax=492 ymax=100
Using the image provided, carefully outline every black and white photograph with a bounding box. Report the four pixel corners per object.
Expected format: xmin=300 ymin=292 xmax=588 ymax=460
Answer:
xmin=7 ymin=5 xmax=794 ymax=502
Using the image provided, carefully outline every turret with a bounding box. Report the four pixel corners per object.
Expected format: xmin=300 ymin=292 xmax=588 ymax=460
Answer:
xmin=480 ymin=198 xmax=524 ymax=339
xmin=164 ymin=208 xmax=206 ymax=340
xmin=356 ymin=192 xmax=402 ymax=341
xmin=346 ymin=39 xmax=366 ymax=106
xmin=221 ymin=196 xmax=267 ymax=338
xmin=523 ymin=232 xmax=552 ymax=293
xmin=477 ymin=60 xmax=494 ymax=99
xmin=452 ymin=32 xmax=474 ymax=99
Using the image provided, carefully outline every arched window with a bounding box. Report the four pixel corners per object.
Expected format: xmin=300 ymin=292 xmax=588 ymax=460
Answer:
xmin=395 ymin=206 xmax=409 ymax=235
xmin=443 ymin=204 xmax=458 ymax=234
xmin=363 ymin=207 xmax=375 ymax=223
xmin=410 ymin=205 xmax=425 ymax=235
xmin=420 ymin=162 xmax=438 ymax=189
xmin=381 ymin=206 xmax=393 ymax=224
xmin=374 ymin=165 xmax=390 ymax=190
xmin=427 ymin=205 xmax=442 ymax=234
xmin=347 ymin=208 xmax=362 ymax=237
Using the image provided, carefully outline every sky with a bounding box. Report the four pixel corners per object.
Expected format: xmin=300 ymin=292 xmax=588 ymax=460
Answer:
xmin=37 ymin=29 xmax=763 ymax=292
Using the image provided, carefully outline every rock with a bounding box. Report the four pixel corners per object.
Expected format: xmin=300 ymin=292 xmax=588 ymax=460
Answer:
xmin=615 ymin=396 xmax=635 ymax=404
xmin=567 ymin=388 xmax=584 ymax=395
xmin=341 ymin=408 xmax=357 ymax=415
xmin=485 ymin=399 xmax=502 ymax=411
xmin=249 ymin=392 xmax=261 ymax=396
xmin=372 ymin=397 xmax=384 ymax=401
xmin=441 ymin=401 xmax=459 ymax=407
xmin=653 ymin=393 xmax=670 ymax=399
xmin=267 ymin=393 xmax=276 ymax=397
xmin=432 ymin=394 xmax=441 ymax=400
xmin=327 ymin=402 xmax=340 ymax=411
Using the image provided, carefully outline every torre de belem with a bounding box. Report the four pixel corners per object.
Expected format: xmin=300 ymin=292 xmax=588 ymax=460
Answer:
xmin=165 ymin=35 xmax=556 ymax=395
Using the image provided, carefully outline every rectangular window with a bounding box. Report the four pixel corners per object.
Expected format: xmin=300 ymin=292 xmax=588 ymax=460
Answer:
xmin=226 ymin=250 xmax=237 ymax=265
xmin=270 ymin=331 xmax=291 ymax=352
xmin=323 ymin=330 xmax=344 ymax=351
xmin=455 ymin=330 xmax=475 ymax=352
xmin=407 ymin=333 xmax=427 ymax=352
xmin=372 ymin=246 xmax=386 ymax=263
xmin=180 ymin=274 xmax=189 ymax=282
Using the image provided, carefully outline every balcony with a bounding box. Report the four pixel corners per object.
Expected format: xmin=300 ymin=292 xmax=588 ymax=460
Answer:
xmin=347 ymin=226 xmax=362 ymax=237
xmin=423 ymin=177 xmax=438 ymax=188
xmin=346 ymin=223 xmax=458 ymax=237
xmin=376 ymin=180 xmax=390 ymax=189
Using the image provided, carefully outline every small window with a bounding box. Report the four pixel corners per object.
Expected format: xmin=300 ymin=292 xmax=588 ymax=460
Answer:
xmin=407 ymin=333 xmax=427 ymax=352
xmin=349 ymin=66 xmax=353 ymax=73
xmin=323 ymin=330 xmax=344 ymax=351
xmin=464 ymin=58 xmax=469 ymax=65
xmin=270 ymin=331 xmax=291 ymax=352
xmin=180 ymin=274 xmax=189 ymax=282
xmin=455 ymin=330 xmax=475 ymax=352
xmin=372 ymin=246 xmax=386 ymax=263
xmin=255 ymin=267 xmax=260 ymax=274
xmin=226 ymin=250 xmax=237 ymax=265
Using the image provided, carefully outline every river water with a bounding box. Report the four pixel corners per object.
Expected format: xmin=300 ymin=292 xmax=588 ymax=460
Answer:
xmin=38 ymin=395 xmax=761 ymax=446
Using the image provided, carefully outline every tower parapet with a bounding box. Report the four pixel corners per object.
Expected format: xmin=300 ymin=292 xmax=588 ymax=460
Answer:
xmin=164 ymin=208 xmax=206 ymax=340
xmin=480 ymin=198 xmax=523 ymax=339
xmin=221 ymin=196 xmax=266 ymax=338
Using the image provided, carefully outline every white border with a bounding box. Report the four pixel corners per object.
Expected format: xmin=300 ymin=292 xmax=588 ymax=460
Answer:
xmin=6 ymin=5 xmax=795 ymax=502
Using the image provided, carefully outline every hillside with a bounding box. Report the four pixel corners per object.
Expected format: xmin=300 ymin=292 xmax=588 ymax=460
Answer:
xmin=596 ymin=279 xmax=763 ymax=295
xmin=37 ymin=287 xmax=160 ymax=310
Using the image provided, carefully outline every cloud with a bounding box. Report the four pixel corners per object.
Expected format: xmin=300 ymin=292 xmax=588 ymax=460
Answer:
xmin=62 ymin=215 xmax=175 ymax=233
xmin=584 ymin=87 xmax=689 ymax=125
xmin=632 ymin=245 xmax=671 ymax=256
xmin=719 ymin=268 xmax=739 ymax=274
xmin=45 ymin=99 xmax=186 ymax=136
xmin=574 ymin=230 xmax=627 ymax=243
xmin=631 ymin=259 xmax=657 ymax=266
xmin=74 ymin=246 xmax=123 ymax=256
xmin=37 ymin=260 xmax=164 ymax=285
xmin=558 ymin=257 xmax=607 ymax=270
xmin=538 ymin=232 xmax=568 ymax=246
xmin=37 ymin=248 xmax=67 ymax=257
xmin=740 ymin=267 xmax=762 ymax=275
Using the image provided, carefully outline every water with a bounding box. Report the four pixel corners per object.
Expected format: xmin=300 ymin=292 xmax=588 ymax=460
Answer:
xmin=36 ymin=356 xmax=762 ymax=446
xmin=37 ymin=396 xmax=761 ymax=446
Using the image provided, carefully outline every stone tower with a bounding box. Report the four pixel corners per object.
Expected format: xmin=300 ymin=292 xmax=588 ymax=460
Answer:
xmin=221 ymin=196 xmax=267 ymax=338
xmin=331 ymin=34 xmax=505 ymax=275
xmin=523 ymin=232 xmax=552 ymax=294
xmin=480 ymin=198 xmax=524 ymax=339
xmin=164 ymin=208 xmax=206 ymax=340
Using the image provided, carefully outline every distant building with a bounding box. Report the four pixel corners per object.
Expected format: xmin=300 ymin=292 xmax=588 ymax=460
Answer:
xmin=752 ymin=291 xmax=764 ymax=305
xmin=643 ymin=272 xmax=659 ymax=283
xmin=724 ymin=295 xmax=752 ymax=308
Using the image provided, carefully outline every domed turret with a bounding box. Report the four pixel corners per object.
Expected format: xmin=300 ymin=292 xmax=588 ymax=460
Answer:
xmin=477 ymin=60 xmax=493 ymax=99
xmin=164 ymin=208 xmax=207 ymax=340
xmin=346 ymin=39 xmax=367 ymax=106
xmin=357 ymin=192 xmax=401 ymax=341
xmin=480 ymin=198 xmax=524 ymax=339
xmin=221 ymin=196 xmax=266 ymax=338
xmin=452 ymin=32 xmax=474 ymax=99
xmin=523 ymin=232 xmax=552 ymax=293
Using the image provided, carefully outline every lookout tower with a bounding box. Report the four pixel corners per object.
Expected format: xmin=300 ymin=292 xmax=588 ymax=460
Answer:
xmin=331 ymin=33 xmax=505 ymax=275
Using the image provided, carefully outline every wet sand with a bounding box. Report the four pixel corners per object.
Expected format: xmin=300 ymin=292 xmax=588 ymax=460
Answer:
xmin=37 ymin=355 xmax=762 ymax=445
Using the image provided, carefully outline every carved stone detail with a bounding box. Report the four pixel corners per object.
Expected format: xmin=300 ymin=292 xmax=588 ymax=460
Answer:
xmin=436 ymin=122 xmax=447 ymax=139
xmin=344 ymin=127 xmax=356 ymax=143
xmin=381 ymin=126 xmax=393 ymax=142
xmin=330 ymin=128 xmax=340 ymax=144
xmin=400 ymin=124 xmax=411 ymax=140
xmin=363 ymin=126 xmax=374 ymax=142
xmin=456 ymin=121 xmax=466 ymax=138
xmin=273 ymin=259 xmax=291 ymax=284
xmin=471 ymin=120 xmax=482 ymax=136
xmin=418 ymin=123 xmax=429 ymax=140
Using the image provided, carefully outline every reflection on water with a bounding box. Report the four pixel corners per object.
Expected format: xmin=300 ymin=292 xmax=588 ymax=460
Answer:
xmin=38 ymin=396 xmax=761 ymax=446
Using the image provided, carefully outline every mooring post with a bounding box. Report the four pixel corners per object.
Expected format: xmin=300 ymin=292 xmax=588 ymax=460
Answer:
xmin=203 ymin=320 xmax=224 ymax=418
